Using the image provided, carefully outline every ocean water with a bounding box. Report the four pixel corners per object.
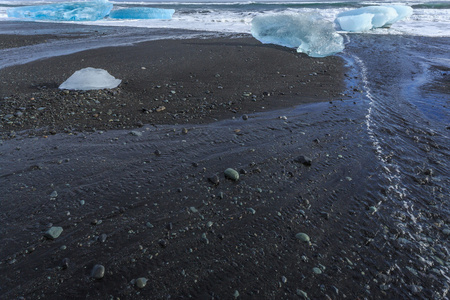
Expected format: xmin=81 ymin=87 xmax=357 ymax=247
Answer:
xmin=0 ymin=0 xmax=449 ymax=37
xmin=0 ymin=0 xmax=449 ymax=298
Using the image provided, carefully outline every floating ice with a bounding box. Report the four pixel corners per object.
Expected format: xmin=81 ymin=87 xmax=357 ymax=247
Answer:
xmin=59 ymin=68 xmax=121 ymax=91
xmin=7 ymin=0 xmax=113 ymax=21
xmin=109 ymin=7 xmax=175 ymax=20
xmin=386 ymin=5 xmax=414 ymax=26
xmin=336 ymin=5 xmax=413 ymax=32
xmin=251 ymin=13 xmax=345 ymax=58
xmin=336 ymin=13 xmax=374 ymax=32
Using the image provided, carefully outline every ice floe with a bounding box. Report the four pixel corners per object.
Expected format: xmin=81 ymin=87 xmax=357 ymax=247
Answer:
xmin=336 ymin=5 xmax=413 ymax=32
xmin=251 ymin=13 xmax=344 ymax=58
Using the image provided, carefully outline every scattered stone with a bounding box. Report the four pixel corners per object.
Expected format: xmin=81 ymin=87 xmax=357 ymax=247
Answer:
xmin=79 ymin=200 xmax=85 ymax=205
xmin=294 ymin=155 xmax=312 ymax=166
xmin=224 ymin=168 xmax=239 ymax=181
xmin=247 ymin=208 xmax=256 ymax=215
xmin=313 ymin=267 xmax=322 ymax=275
xmin=91 ymin=264 xmax=105 ymax=279
xmin=233 ymin=290 xmax=240 ymax=298
xmin=206 ymin=221 xmax=213 ymax=228
xmin=369 ymin=206 xmax=378 ymax=214
xmin=136 ymin=277 xmax=148 ymax=289
xmin=442 ymin=228 xmax=450 ymax=235
xmin=146 ymin=222 xmax=154 ymax=228
xmin=281 ymin=276 xmax=287 ymax=283
xmin=155 ymin=106 xmax=166 ymax=112
xmin=154 ymin=149 xmax=162 ymax=156
xmin=242 ymin=114 xmax=248 ymax=120
xmin=296 ymin=289 xmax=309 ymax=299
xmin=201 ymin=233 xmax=209 ymax=244
xmin=239 ymin=168 xmax=247 ymax=175
xmin=99 ymin=233 xmax=107 ymax=243
xmin=295 ymin=232 xmax=310 ymax=243
xmin=61 ymin=258 xmax=70 ymax=270
xmin=208 ymin=174 xmax=220 ymax=185
xmin=189 ymin=206 xmax=198 ymax=213
xmin=159 ymin=239 xmax=168 ymax=248
xmin=44 ymin=226 xmax=63 ymax=240
xmin=50 ymin=191 xmax=58 ymax=198
xmin=130 ymin=130 xmax=142 ymax=137
xmin=181 ymin=128 xmax=188 ymax=134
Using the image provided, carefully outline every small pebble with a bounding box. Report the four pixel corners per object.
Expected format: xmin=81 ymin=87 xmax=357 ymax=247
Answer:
xmin=99 ymin=233 xmax=107 ymax=243
xmin=146 ymin=222 xmax=154 ymax=228
xmin=294 ymin=156 xmax=312 ymax=166
xmin=44 ymin=226 xmax=63 ymax=240
xmin=130 ymin=130 xmax=142 ymax=137
xmin=233 ymin=290 xmax=240 ymax=298
xmin=61 ymin=258 xmax=70 ymax=270
xmin=295 ymin=232 xmax=310 ymax=243
xmin=159 ymin=239 xmax=168 ymax=248
xmin=136 ymin=277 xmax=148 ymax=289
xmin=50 ymin=191 xmax=58 ymax=198
xmin=313 ymin=267 xmax=322 ymax=275
xmin=297 ymin=289 xmax=309 ymax=299
xmin=208 ymin=174 xmax=220 ymax=185
xmin=91 ymin=264 xmax=105 ymax=279
xmin=247 ymin=208 xmax=256 ymax=215
xmin=224 ymin=168 xmax=239 ymax=181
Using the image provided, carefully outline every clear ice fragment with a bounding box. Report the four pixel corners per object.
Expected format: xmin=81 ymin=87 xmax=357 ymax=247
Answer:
xmin=251 ymin=13 xmax=345 ymax=58
xmin=59 ymin=68 xmax=121 ymax=91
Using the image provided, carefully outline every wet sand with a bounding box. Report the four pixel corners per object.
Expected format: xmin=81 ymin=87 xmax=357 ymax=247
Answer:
xmin=1 ymin=35 xmax=346 ymax=138
xmin=1 ymin=31 xmax=435 ymax=299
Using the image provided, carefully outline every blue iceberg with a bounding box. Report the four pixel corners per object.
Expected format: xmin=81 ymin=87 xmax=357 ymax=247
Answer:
xmin=336 ymin=5 xmax=413 ymax=32
xmin=386 ymin=5 xmax=414 ymax=26
xmin=7 ymin=0 xmax=113 ymax=22
xmin=251 ymin=13 xmax=345 ymax=58
xmin=109 ymin=7 xmax=175 ymax=20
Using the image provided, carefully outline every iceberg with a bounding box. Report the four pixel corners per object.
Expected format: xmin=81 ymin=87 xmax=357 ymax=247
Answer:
xmin=7 ymin=0 xmax=113 ymax=21
xmin=386 ymin=5 xmax=414 ymax=26
xmin=336 ymin=5 xmax=413 ymax=32
xmin=59 ymin=68 xmax=121 ymax=91
xmin=109 ymin=7 xmax=175 ymax=20
xmin=251 ymin=13 xmax=345 ymax=58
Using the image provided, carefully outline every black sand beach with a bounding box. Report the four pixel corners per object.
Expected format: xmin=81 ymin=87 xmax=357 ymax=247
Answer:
xmin=1 ymin=35 xmax=346 ymax=138
xmin=1 ymin=25 xmax=449 ymax=300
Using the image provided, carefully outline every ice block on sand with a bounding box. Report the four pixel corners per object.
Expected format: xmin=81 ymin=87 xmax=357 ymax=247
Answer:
xmin=59 ymin=68 xmax=121 ymax=91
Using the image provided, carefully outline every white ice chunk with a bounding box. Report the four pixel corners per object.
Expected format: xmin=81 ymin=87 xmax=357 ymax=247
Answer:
xmin=7 ymin=0 xmax=112 ymax=21
xmin=59 ymin=68 xmax=121 ymax=91
xmin=337 ymin=13 xmax=374 ymax=32
xmin=251 ymin=13 xmax=345 ymax=58
xmin=386 ymin=5 xmax=414 ymax=26
xmin=336 ymin=6 xmax=411 ymax=32
xmin=109 ymin=7 xmax=175 ymax=20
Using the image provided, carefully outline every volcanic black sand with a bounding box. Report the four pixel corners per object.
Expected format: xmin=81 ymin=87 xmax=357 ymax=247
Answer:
xmin=0 ymin=31 xmax=422 ymax=299
xmin=0 ymin=35 xmax=347 ymax=138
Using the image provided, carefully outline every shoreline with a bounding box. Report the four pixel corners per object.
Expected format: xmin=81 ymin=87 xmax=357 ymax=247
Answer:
xmin=0 ymin=35 xmax=349 ymax=138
